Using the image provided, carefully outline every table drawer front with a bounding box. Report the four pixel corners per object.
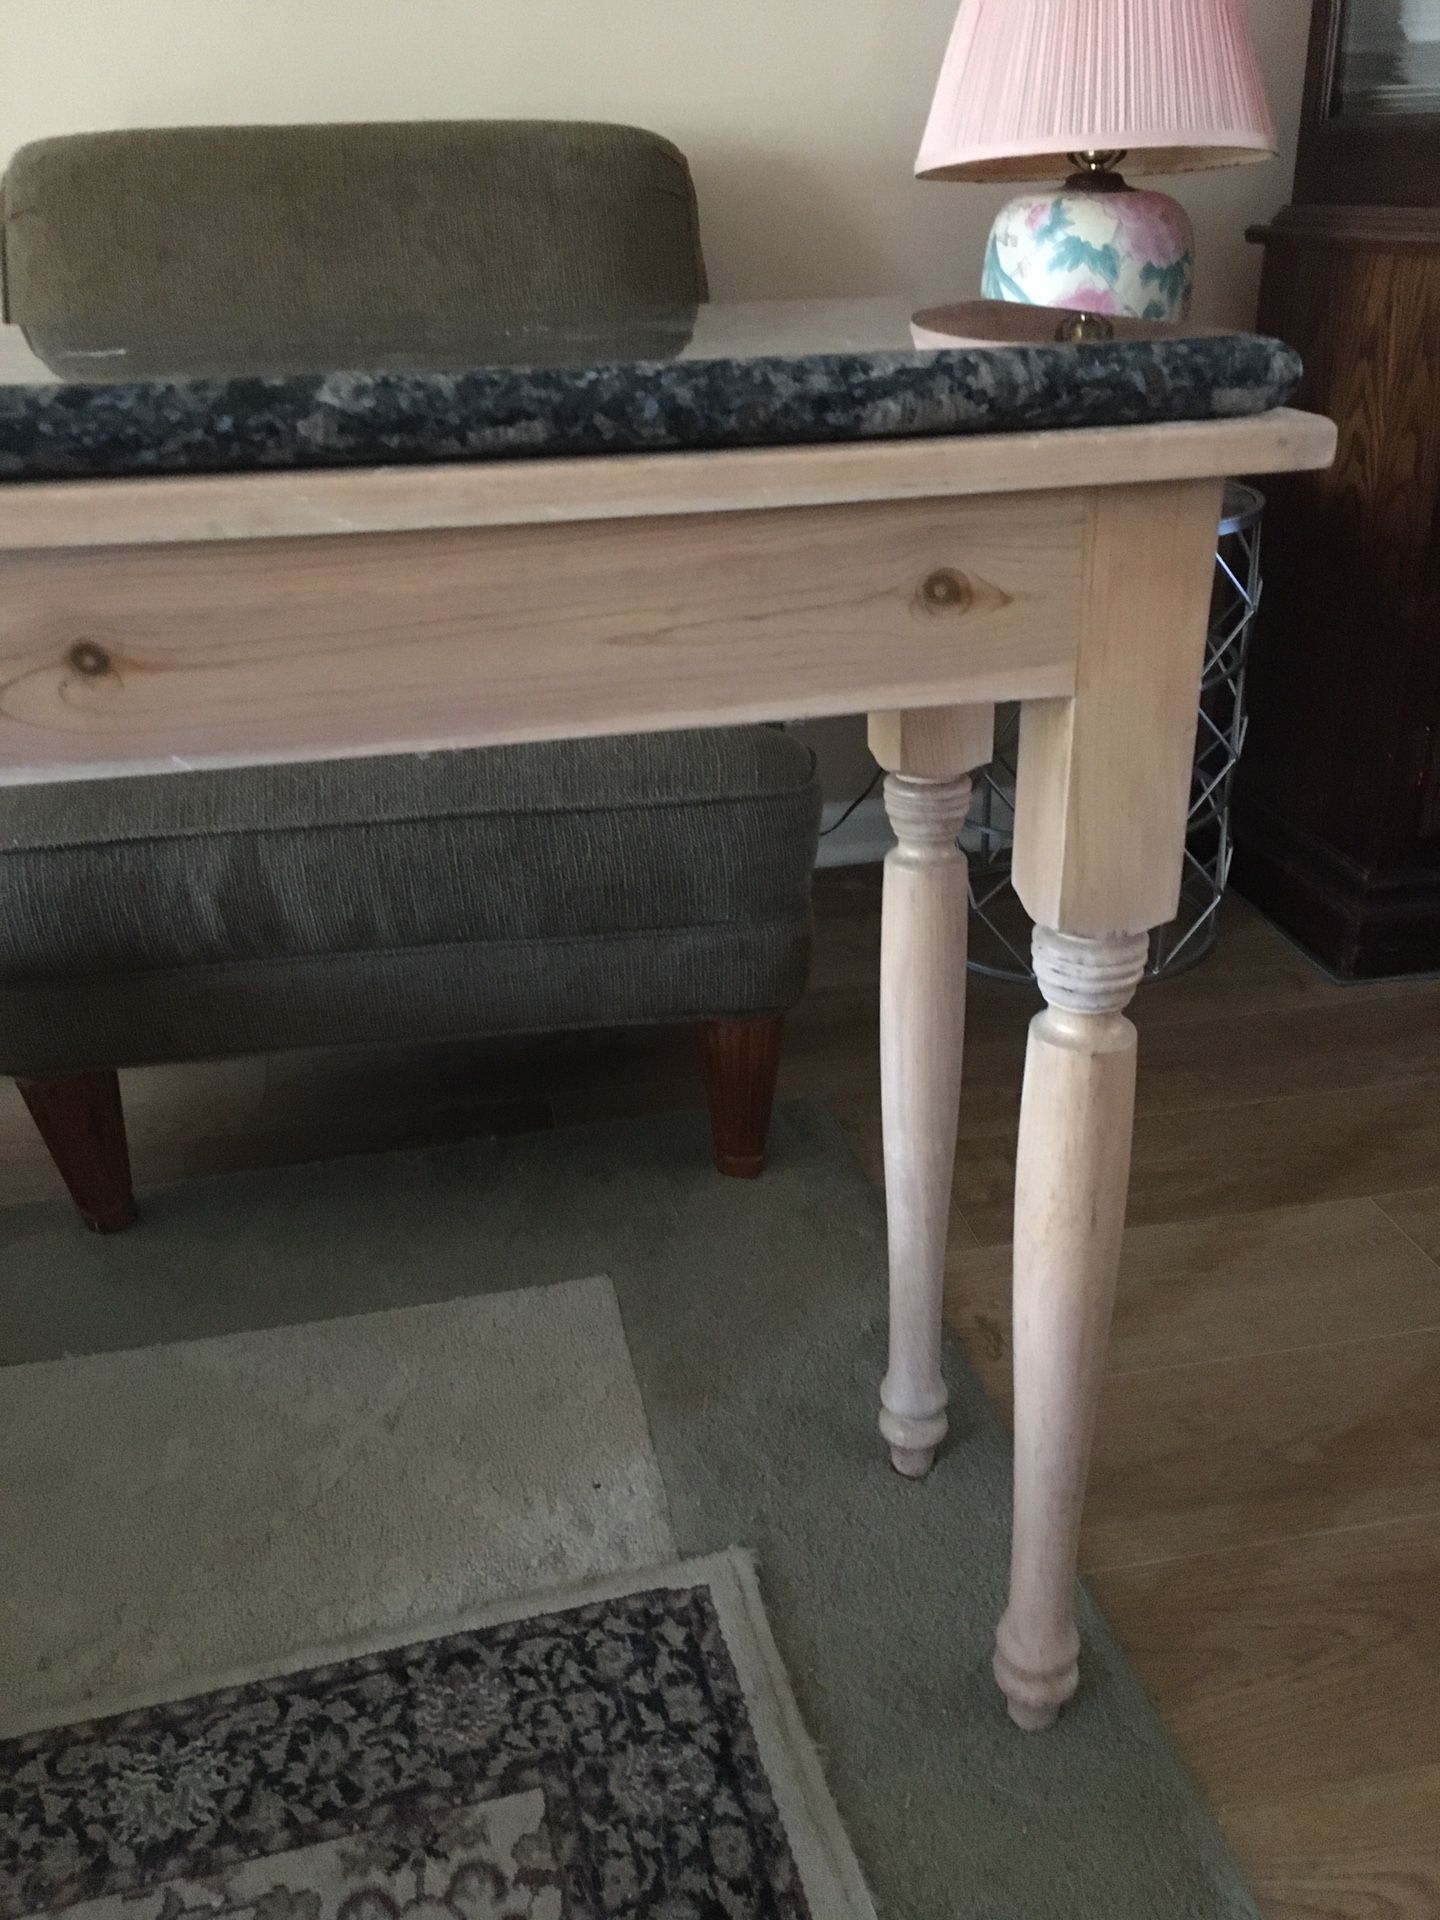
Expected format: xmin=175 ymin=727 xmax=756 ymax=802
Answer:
xmin=0 ymin=493 xmax=1082 ymax=784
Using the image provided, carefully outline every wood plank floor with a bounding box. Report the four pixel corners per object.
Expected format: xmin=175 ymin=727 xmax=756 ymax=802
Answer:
xmin=2 ymin=870 xmax=1436 ymax=1918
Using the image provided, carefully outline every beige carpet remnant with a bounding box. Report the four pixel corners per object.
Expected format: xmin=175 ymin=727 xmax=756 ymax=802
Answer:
xmin=0 ymin=1278 xmax=675 ymax=1735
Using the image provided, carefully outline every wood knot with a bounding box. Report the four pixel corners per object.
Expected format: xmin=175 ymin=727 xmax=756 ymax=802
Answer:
xmin=917 ymin=569 xmax=972 ymax=616
xmin=66 ymin=640 xmax=114 ymax=679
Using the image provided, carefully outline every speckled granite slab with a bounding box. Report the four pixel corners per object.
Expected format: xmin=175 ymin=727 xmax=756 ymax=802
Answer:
xmin=0 ymin=296 xmax=1301 ymax=483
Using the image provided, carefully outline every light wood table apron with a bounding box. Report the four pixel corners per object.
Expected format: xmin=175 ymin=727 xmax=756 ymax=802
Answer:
xmin=0 ymin=405 xmax=1336 ymax=1729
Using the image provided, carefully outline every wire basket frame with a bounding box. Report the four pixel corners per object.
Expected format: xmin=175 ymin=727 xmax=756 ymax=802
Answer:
xmin=965 ymin=482 xmax=1265 ymax=984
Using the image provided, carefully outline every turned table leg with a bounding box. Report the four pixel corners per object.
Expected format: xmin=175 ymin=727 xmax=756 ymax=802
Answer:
xmin=869 ymin=706 xmax=994 ymax=1479
xmin=993 ymin=927 xmax=1147 ymax=1728
xmin=877 ymin=769 xmax=973 ymax=1476
xmin=995 ymin=477 xmax=1225 ymax=1728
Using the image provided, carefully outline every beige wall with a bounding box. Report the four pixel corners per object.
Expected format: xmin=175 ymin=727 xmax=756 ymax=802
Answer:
xmin=0 ymin=0 xmax=1308 ymax=323
xmin=0 ymin=0 xmax=1310 ymax=804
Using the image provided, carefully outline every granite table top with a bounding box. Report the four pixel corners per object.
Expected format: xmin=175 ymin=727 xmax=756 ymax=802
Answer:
xmin=0 ymin=295 xmax=1302 ymax=484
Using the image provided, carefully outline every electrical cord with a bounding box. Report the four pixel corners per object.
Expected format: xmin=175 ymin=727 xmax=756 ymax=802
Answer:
xmin=819 ymin=766 xmax=882 ymax=837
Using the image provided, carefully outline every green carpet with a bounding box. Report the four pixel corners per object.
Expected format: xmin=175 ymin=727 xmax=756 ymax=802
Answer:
xmin=0 ymin=1099 xmax=1259 ymax=1920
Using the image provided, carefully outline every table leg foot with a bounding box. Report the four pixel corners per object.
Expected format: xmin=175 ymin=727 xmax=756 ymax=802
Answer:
xmin=890 ymin=1447 xmax=934 ymax=1480
xmin=883 ymin=1432 xmax=943 ymax=1480
xmin=993 ymin=1621 xmax=1080 ymax=1731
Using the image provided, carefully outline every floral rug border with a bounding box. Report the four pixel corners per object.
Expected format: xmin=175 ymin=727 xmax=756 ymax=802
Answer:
xmin=1 ymin=1554 xmax=872 ymax=1920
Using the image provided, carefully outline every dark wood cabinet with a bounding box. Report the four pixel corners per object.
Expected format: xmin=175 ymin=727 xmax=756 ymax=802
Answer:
xmin=1234 ymin=0 xmax=1440 ymax=975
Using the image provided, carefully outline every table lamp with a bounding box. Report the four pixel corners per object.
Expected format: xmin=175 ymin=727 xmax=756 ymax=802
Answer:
xmin=915 ymin=0 xmax=1276 ymax=324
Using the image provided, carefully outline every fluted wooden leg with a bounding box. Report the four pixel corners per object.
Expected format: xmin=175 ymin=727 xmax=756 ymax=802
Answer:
xmin=869 ymin=705 xmax=994 ymax=1480
xmin=992 ymin=927 xmax=1147 ymax=1729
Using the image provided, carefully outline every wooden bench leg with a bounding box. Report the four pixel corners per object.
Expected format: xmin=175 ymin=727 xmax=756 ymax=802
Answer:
xmin=700 ymin=1017 xmax=784 ymax=1179
xmin=16 ymin=1069 xmax=139 ymax=1232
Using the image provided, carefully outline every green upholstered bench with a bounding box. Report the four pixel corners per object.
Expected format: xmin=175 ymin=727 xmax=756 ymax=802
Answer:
xmin=0 ymin=122 xmax=823 ymax=1228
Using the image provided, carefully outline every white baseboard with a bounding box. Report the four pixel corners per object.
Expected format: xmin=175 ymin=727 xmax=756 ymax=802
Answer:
xmin=815 ymin=796 xmax=894 ymax=869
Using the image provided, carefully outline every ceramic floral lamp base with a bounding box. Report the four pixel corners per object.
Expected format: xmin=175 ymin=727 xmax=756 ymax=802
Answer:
xmin=983 ymin=184 xmax=1195 ymax=324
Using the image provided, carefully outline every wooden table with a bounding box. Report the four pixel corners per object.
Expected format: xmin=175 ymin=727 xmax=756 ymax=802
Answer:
xmin=0 ymin=398 xmax=1335 ymax=1730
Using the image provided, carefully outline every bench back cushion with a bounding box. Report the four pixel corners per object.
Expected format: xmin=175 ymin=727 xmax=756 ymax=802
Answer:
xmin=1 ymin=120 xmax=706 ymax=359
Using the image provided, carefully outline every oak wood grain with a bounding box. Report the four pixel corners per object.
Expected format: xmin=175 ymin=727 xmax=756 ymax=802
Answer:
xmin=952 ymin=980 xmax=1440 ymax=1139
xmin=950 ymin=1196 xmax=1440 ymax=1396
xmin=954 ymin=1071 xmax=1440 ymax=1245
xmin=1222 ymin=1765 xmax=1440 ymax=1920
xmin=1092 ymin=1517 xmax=1440 ymax=1802
xmin=1077 ymin=1327 xmax=1440 ymax=1570
xmin=1374 ymin=1185 xmax=1440 ymax=1266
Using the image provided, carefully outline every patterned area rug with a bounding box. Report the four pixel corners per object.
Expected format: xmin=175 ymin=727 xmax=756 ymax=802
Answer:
xmin=0 ymin=1553 xmax=875 ymax=1920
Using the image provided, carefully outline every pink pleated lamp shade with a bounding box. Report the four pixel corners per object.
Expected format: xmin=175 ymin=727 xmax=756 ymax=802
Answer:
xmin=916 ymin=0 xmax=1277 ymax=183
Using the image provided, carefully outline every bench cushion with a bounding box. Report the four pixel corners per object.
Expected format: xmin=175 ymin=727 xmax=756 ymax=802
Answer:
xmin=0 ymin=728 xmax=820 ymax=1075
xmin=2 ymin=121 xmax=707 ymax=364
